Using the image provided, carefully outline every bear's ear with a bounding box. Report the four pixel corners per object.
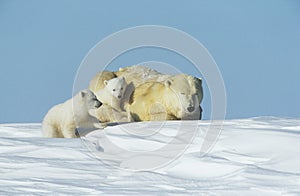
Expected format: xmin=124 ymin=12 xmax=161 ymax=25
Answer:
xmin=81 ymin=91 xmax=86 ymax=98
xmin=104 ymin=80 xmax=108 ymax=86
xmin=164 ymin=80 xmax=172 ymax=87
xmin=197 ymin=77 xmax=202 ymax=85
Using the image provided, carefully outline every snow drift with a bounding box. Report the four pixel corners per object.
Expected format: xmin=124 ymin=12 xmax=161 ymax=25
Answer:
xmin=1 ymin=117 xmax=300 ymax=195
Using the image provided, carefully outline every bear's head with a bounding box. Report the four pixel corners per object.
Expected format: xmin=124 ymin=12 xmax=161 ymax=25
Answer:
xmin=104 ymin=77 xmax=127 ymax=100
xmin=164 ymin=74 xmax=203 ymax=118
xmin=89 ymin=71 xmax=116 ymax=93
xmin=80 ymin=89 xmax=102 ymax=109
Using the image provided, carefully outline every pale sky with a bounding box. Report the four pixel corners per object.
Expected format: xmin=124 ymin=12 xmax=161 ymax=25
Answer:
xmin=0 ymin=0 xmax=299 ymax=122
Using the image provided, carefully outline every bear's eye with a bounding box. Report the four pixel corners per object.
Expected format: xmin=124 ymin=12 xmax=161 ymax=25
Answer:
xmin=113 ymin=89 xmax=115 ymax=92
xmin=180 ymin=93 xmax=185 ymax=95
xmin=121 ymin=88 xmax=123 ymax=90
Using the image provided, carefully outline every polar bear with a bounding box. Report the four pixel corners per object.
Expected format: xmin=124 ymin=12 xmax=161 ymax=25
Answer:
xmin=95 ymin=104 xmax=132 ymax=123
xmin=42 ymin=89 xmax=104 ymax=138
xmin=89 ymin=71 xmax=117 ymax=93
xmin=89 ymin=65 xmax=203 ymax=121
xmin=95 ymin=77 xmax=128 ymax=111
xmin=115 ymin=65 xmax=169 ymax=87
xmin=89 ymin=66 xmax=168 ymax=93
xmin=94 ymin=77 xmax=133 ymax=123
xmin=128 ymin=74 xmax=203 ymax=121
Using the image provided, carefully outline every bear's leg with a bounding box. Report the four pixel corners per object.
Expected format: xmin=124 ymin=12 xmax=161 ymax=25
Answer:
xmin=42 ymin=123 xmax=61 ymax=138
xmin=94 ymin=122 xmax=106 ymax=129
xmin=111 ymin=111 xmax=131 ymax=122
xmin=95 ymin=106 xmax=110 ymax=123
xmin=62 ymin=124 xmax=77 ymax=138
xmin=62 ymin=129 xmax=77 ymax=138
xmin=199 ymin=106 xmax=203 ymax=120
xmin=126 ymin=110 xmax=134 ymax=122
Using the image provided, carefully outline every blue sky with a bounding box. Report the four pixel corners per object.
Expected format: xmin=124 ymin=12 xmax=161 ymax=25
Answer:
xmin=0 ymin=0 xmax=299 ymax=123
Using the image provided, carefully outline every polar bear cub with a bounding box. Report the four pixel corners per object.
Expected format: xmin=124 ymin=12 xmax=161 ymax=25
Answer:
xmin=95 ymin=77 xmax=133 ymax=123
xmin=42 ymin=89 xmax=104 ymax=138
xmin=96 ymin=77 xmax=127 ymax=111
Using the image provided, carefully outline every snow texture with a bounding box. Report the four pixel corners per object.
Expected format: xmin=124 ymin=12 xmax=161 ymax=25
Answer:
xmin=1 ymin=117 xmax=300 ymax=195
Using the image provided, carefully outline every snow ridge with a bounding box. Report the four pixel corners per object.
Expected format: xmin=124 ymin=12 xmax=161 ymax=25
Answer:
xmin=1 ymin=117 xmax=300 ymax=195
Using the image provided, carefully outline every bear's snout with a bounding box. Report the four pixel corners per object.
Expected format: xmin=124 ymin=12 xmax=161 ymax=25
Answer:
xmin=187 ymin=106 xmax=195 ymax=113
xmin=118 ymin=95 xmax=122 ymax=99
xmin=95 ymin=101 xmax=102 ymax=108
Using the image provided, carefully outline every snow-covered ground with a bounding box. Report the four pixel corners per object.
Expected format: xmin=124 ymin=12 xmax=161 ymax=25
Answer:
xmin=1 ymin=117 xmax=300 ymax=195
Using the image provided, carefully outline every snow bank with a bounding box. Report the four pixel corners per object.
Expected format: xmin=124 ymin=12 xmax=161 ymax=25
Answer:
xmin=1 ymin=117 xmax=300 ymax=195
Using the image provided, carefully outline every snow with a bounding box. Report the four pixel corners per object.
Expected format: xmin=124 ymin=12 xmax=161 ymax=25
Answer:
xmin=1 ymin=117 xmax=300 ymax=195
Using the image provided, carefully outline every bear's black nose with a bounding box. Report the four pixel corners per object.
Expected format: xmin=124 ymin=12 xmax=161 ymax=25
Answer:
xmin=95 ymin=101 xmax=102 ymax=108
xmin=118 ymin=95 xmax=121 ymax=99
xmin=187 ymin=106 xmax=195 ymax=112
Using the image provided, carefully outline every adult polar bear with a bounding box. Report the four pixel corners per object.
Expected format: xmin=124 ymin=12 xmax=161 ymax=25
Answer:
xmin=128 ymin=74 xmax=203 ymax=121
xmin=89 ymin=65 xmax=203 ymax=121
xmin=42 ymin=90 xmax=103 ymax=138
xmin=89 ymin=66 xmax=169 ymax=92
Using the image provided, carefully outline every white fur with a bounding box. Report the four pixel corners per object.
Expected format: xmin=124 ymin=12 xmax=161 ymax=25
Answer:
xmin=95 ymin=104 xmax=133 ymax=123
xmin=116 ymin=65 xmax=171 ymax=87
xmin=42 ymin=90 xmax=104 ymax=138
xmin=128 ymin=74 xmax=202 ymax=121
xmin=95 ymin=77 xmax=134 ymax=123
xmin=96 ymin=77 xmax=127 ymax=111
